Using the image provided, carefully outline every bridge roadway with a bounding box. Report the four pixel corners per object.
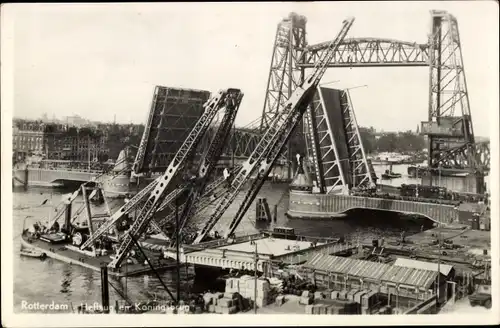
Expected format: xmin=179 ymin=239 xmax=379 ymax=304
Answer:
xmin=12 ymin=167 xmax=106 ymax=187
xmin=287 ymin=191 xmax=461 ymax=225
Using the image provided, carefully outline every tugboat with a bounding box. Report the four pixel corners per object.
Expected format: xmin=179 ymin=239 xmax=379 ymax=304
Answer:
xmin=380 ymin=164 xmax=402 ymax=180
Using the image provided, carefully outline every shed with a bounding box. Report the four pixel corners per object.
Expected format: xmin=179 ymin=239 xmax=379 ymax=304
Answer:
xmin=303 ymin=253 xmax=390 ymax=281
xmin=380 ymin=265 xmax=438 ymax=290
xmin=393 ymin=258 xmax=454 ymax=278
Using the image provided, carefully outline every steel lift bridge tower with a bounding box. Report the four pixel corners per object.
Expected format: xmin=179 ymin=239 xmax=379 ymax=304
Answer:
xmin=261 ymin=10 xmax=490 ymax=195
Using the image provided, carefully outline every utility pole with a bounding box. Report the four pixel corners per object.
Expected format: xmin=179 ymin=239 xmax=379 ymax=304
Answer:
xmin=88 ymin=135 xmax=91 ymax=171
xmin=252 ymin=240 xmax=258 ymax=314
xmin=437 ymin=227 xmax=442 ymax=306
xmin=100 ymin=265 xmax=110 ymax=314
xmin=231 ymin=121 xmax=235 ymax=169
xmin=176 ymin=198 xmax=181 ymax=304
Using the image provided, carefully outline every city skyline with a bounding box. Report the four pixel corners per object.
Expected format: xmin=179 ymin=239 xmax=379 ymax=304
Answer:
xmin=8 ymin=2 xmax=498 ymax=138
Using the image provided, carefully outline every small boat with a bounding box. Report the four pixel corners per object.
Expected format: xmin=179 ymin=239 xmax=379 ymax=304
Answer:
xmin=20 ymin=248 xmax=47 ymax=260
xmin=381 ymin=164 xmax=402 ymax=180
xmin=381 ymin=171 xmax=402 ymax=179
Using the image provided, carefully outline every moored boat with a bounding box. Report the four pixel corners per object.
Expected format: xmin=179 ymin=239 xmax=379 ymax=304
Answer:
xmin=380 ymin=164 xmax=402 ymax=180
xmin=20 ymin=248 xmax=47 ymax=259
xmin=381 ymin=170 xmax=402 ymax=180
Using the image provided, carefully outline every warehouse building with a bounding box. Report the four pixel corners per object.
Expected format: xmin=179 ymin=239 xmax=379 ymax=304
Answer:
xmin=302 ymin=254 xmax=452 ymax=311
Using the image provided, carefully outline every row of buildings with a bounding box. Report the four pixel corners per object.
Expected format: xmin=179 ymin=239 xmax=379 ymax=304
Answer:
xmin=12 ymin=119 xmax=144 ymax=164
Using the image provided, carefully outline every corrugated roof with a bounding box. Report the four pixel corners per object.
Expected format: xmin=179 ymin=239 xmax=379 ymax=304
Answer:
xmin=304 ymin=254 xmax=438 ymax=289
xmin=394 ymin=258 xmax=454 ymax=276
xmin=380 ymin=265 xmax=437 ymax=289
xmin=303 ymin=254 xmax=390 ymax=281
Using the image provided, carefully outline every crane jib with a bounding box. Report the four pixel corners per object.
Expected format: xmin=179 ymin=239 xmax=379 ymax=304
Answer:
xmin=193 ymin=18 xmax=355 ymax=244
xmin=107 ymin=89 xmax=243 ymax=269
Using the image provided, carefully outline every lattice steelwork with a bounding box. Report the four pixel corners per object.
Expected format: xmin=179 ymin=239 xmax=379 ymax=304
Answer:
xmin=293 ymin=10 xmax=487 ymax=192
xmin=423 ymin=10 xmax=479 ymax=172
xmin=299 ymin=38 xmax=429 ymax=68
xmin=195 ymin=17 xmax=355 ymax=243
xmin=304 ymin=87 xmax=375 ymax=194
xmin=259 ymin=12 xmax=308 ymax=172
xmin=107 ymin=89 xmax=243 ymax=268
xmin=260 ymin=12 xmax=307 ymax=131
xmin=133 ymin=87 xmax=210 ymax=174
xmin=304 ymin=88 xmax=346 ymax=194
xmin=303 ymin=99 xmax=327 ymax=193
xmin=340 ymin=90 xmax=377 ymax=189
xmin=227 ymin=128 xmax=260 ymax=159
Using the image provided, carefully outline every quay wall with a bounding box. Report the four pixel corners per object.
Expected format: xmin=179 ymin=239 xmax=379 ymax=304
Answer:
xmin=288 ymin=192 xmax=459 ymax=224
xmin=13 ymin=168 xmax=100 ymax=186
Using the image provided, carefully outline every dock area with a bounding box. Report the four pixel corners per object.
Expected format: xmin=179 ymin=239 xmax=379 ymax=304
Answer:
xmin=165 ymin=231 xmax=342 ymax=273
xmin=21 ymin=233 xmax=177 ymax=278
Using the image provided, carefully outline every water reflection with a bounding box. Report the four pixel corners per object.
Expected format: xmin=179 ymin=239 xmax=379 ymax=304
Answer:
xmin=60 ymin=266 xmax=73 ymax=296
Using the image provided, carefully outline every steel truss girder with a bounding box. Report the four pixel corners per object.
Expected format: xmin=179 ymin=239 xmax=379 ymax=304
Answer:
xmin=155 ymin=165 xmax=242 ymax=229
xmin=305 ymin=88 xmax=348 ymax=193
xmin=475 ymin=141 xmax=490 ymax=173
xmin=227 ymin=128 xmax=261 ymax=159
xmin=426 ymin=10 xmax=478 ymax=172
xmin=259 ymin=14 xmax=307 ymax=132
xmin=169 ymin=95 xmax=244 ymax=245
xmin=299 ymin=38 xmax=429 ymax=68
xmin=85 ymin=89 xmax=242 ymax=269
xmin=194 ymin=17 xmax=355 ymax=244
xmin=259 ymin=13 xmax=308 ymax=167
xmin=339 ymin=90 xmax=377 ymax=189
xmin=303 ymin=103 xmax=326 ymax=193
xmin=133 ymin=87 xmax=210 ymax=174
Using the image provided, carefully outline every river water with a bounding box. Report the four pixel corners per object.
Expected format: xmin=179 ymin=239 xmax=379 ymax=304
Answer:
xmin=12 ymin=164 xmax=481 ymax=313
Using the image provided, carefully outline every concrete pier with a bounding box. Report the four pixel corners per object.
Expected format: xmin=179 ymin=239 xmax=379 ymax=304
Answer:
xmin=288 ymin=191 xmax=459 ymax=224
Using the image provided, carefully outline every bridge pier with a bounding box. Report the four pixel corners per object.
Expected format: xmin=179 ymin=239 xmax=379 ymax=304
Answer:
xmin=287 ymin=191 xmax=459 ymax=225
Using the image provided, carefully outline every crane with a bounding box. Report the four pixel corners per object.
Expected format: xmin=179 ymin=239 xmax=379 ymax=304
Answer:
xmin=154 ymin=165 xmax=242 ymax=232
xmin=193 ymin=17 xmax=355 ymax=243
xmin=165 ymin=91 xmax=243 ymax=245
xmin=106 ymin=89 xmax=243 ymax=269
xmin=78 ymin=89 xmax=243 ymax=268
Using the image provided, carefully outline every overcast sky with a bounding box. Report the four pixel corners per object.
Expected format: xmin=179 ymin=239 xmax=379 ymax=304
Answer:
xmin=8 ymin=1 xmax=498 ymax=137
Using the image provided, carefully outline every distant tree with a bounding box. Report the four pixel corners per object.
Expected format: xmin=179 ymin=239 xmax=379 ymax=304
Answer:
xmin=359 ymin=127 xmax=376 ymax=154
xmin=376 ymin=133 xmax=398 ymax=152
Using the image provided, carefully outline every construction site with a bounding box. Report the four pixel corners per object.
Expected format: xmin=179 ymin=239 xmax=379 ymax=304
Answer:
xmin=19 ymin=9 xmax=492 ymax=316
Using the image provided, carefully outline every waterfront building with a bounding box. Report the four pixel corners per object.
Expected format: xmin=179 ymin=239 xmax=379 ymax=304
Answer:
xmin=12 ymin=124 xmax=44 ymax=162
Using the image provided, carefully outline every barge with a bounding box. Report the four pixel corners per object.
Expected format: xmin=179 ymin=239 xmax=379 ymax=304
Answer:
xmin=20 ymin=227 xmax=177 ymax=277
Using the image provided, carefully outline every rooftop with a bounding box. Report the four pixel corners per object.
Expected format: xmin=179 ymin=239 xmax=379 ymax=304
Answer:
xmin=217 ymin=237 xmax=316 ymax=257
xmin=304 ymin=253 xmax=440 ymax=289
xmin=393 ymin=257 xmax=454 ymax=276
